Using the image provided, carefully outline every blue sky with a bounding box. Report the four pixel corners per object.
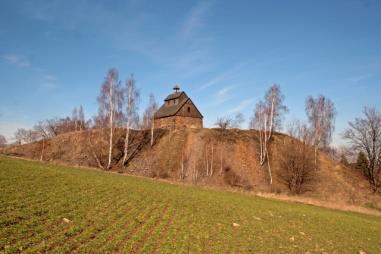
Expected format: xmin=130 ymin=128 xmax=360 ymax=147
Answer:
xmin=0 ymin=0 xmax=380 ymax=145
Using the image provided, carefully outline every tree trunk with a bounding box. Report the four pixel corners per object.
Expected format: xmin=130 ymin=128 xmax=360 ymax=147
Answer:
xmin=314 ymin=146 xmax=318 ymax=171
xmin=206 ymin=147 xmax=209 ymax=176
xmin=92 ymin=150 xmax=104 ymax=169
xmin=122 ymin=124 xmax=130 ymax=166
xmin=220 ymin=147 xmax=223 ymax=174
xmin=193 ymin=160 xmax=197 ymax=184
xmin=107 ymin=83 xmax=114 ymax=170
xmin=211 ymin=144 xmax=214 ymax=176
xmin=267 ymin=95 xmax=275 ymax=141
xmin=181 ymin=151 xmax=184 ymax=180
xmin=265 ymin=146 xmax=272 ymax=185
xmin=151 ymin=115 xmax=154 ymax=147
xmin=40 ymin=138 xmax=45 ymax=161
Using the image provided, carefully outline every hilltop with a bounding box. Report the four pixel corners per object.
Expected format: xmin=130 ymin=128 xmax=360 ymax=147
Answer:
xmin=1 ymin=128 xmax=380 ymax=209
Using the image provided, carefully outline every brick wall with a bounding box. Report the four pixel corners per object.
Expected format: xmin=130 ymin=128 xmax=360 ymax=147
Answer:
xmin=154 ymin=116 xmax=202 ymax=130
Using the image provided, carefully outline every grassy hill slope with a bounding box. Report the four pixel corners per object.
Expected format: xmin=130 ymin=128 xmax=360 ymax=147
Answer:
xmin=1 ymin=128 xmax=379 ymax=207
xmin=1 ymin=156 xmax=381 ymax=253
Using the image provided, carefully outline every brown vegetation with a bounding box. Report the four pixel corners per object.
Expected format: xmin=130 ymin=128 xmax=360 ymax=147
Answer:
xmin=2 ymin=128 xmax=380 ymax=208
xmin=278 ymin=136 xmax=316 ymax=194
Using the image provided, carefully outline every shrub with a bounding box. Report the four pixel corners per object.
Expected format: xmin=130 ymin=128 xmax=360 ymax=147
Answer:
xmin=223 ymin=166 xmax=253 ymax=190
xmin=278 ymin=138 xmax=316 ymax=194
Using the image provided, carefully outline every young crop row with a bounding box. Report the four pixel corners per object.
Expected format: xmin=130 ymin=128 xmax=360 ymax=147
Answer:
xmin=1 ymin=157 xmax=381 ymax=253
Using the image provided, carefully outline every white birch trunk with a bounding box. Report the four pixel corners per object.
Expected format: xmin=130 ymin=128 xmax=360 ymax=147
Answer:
xmin=268 ymin=94 xmax=275 ymax=142
xmin=151 ymin=114 xmax=154 ymax=147
xmin=181 ymin=151 xmax=184 ymax=179
xmin=40 ymin=138 xmax=45 ymax=161
xmin=107 ymin=82 xmax=114 ymax=170
xmin=211 ymin=144 xmax=214 ymax=176
xmin=220 ymin=147 xmax=223 ymax=174
xmin=122 ymin=123 xmax=130 ymax=166
xmin=206 ymin=147 xmax=209 ymax=176
xmin=123 ymin=87 xmax=133 ymax=166
xmin=265 ymin=144 xmax=272 ymax=184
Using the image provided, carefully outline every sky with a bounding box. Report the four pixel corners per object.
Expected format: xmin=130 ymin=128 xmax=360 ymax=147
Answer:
xmin=0 ymin=0 xmax=380 ymax=146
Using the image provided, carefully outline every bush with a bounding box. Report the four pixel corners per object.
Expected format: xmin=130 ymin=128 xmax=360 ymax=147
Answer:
xmin=223 ymin=166 xmax=253 ymax=190
xmin=278 ymin=138 xmax=316 ymax=194
xmin=151 ymin=167 xmax=169 ymax=179
xmin=223 ymin=166 xmax=241 ymax=186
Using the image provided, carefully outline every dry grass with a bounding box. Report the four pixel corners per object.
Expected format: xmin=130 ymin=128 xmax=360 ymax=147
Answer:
xmin=1 ymin=128 xmax=380 ymax=209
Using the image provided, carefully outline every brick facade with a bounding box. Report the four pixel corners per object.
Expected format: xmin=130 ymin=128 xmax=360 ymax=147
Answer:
xmin=154 ymin=116 xmax=203 ymax=130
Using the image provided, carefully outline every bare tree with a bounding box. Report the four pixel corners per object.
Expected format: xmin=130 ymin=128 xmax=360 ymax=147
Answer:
xmin=250 ymin=84 xmax=288 ymax=184
xmin=251 ymin=101 xmax=266 ymax=164
xmin=141 ymin=94 xmax=158 ymax=146
xmin=277 ymin=120 xmax=316 ymax=194
xmin=122 ymin=74 xmax=140 ymax=166
xmin=287 ymin=119 xmax=313 ymax=144
xmin=72 ymin=107 xmax=78 ymax=131
xmin=278 ymin=137 xmax=315 ymax=194
xmin=215 ymin=116 xmax=232 ymax=129
xmin=232 ymin=113 xmax=244 ymax=128
xmin=264 ymin=84 xmax=288 ymax=136
xmin=215 ymin=113 xmax=244 ymax=129
xmin=34 ymin=121 xmax=51 ymax=161
xmin=0 ymin=134 xmax=6 ymax=147
xmin=97 ymin=69 xmax=123 ymax=170
xmin=40 ymin=119 xmax=59 ymax=137
xmin=78 ymin=105 xmax=85 ymax=131
xmin=14 ymin=128 xmax=39 ymax=144
xmin=14 ymin=128 xmax=27 ymax=144
xmin=343 ymin=107 xmax=381 ymax=192
xmin=306 ymin=95 xmax=336 ymax=170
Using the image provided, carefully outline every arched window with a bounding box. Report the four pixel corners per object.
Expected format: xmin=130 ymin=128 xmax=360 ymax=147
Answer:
xmin=187 ymin=106 xmax=191 ymax=113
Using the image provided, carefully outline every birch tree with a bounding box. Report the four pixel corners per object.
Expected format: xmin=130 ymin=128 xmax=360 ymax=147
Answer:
xmin=142 ymin=94 xmax=158 ymax=146
xmin=251 ymin=84 xmax=287 ymax=184
xmin=34 ymin=121 xmax=51 ymax=161
xmin=72 ymin=107 xmax=78 ymax=131
xmin=306 ymin=95 xmax=336 ymax=170
xmin=215 ymin=113 xmax=244 ymax=129
xmin=0 ymin=135 xmax=6 ymax=147
xmin=122 ymin=74 xmax=140 ymax=166
xmin=343 ymin=107 xmax=381 ymax=192
xmin=14 ymin=128 xmax=39 ymax=144
xmin=97 ymin=69 xmax=123 ymax=170
xmin=78 ymin=105 xmax=85 ymax=131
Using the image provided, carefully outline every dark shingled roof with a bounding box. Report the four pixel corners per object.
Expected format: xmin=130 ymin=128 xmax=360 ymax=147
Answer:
xmin=164 ymin=91 xmax=185 ymax=101
xmin=154 ymin=92 xmax=189 ymax=119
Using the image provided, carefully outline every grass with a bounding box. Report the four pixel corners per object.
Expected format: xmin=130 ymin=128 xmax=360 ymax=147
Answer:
xmin=0 ymin=157 xmax=380 ymax=253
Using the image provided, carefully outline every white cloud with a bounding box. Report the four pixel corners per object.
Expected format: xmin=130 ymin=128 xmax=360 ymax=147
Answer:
xmin=198 ymin=64 xmax=244 ymax=91
xmin=226 ymin=97 xmax=256 ymax=115
xmin=349 ymin=73 xmax=373 ymax=83
xmin=180 ymin=1 xmax=212 ymax=39
xmin=39 ymin=74 xmax=58 ymax=89
xmin=215 ymin=85 xmax=234 ymax=105
xmin=3 ymin=54 xmax=31 ymax=67
xmin=40 ymin=82 xmax=58 ymax=89
xmin=42 ymin=74 xmax=57 ymax=82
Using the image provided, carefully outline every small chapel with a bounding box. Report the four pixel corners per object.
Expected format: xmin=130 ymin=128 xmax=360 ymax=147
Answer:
xmin=154 ymin=85 xmax=203 ymax=129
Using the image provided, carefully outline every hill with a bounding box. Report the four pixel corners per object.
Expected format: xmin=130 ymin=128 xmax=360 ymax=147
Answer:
xmin=1 ymin=157 xmax=380 ymax=253
xmin=1 ymin=128 xmax=380 ymax=209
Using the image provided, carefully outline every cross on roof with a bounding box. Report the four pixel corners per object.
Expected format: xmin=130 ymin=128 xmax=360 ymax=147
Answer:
xmin=173 ymin=85 xmax=180 ymax=93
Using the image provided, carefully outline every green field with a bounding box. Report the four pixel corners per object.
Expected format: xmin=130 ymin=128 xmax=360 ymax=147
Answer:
xmin=0 ymin=157 xmax=380 ymax=253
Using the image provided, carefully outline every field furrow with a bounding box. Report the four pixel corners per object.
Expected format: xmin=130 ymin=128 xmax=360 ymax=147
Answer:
xmin=1 ymin=157 xmax=381 ymax=254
